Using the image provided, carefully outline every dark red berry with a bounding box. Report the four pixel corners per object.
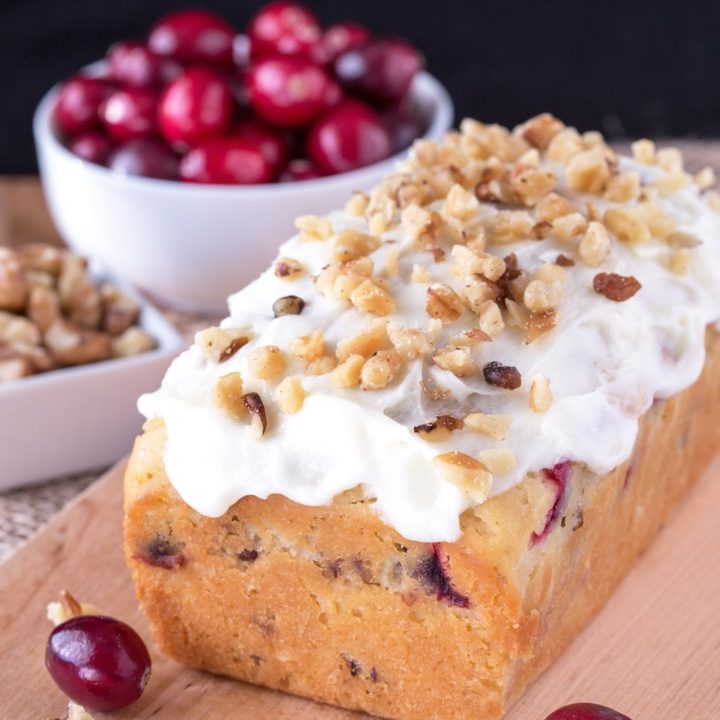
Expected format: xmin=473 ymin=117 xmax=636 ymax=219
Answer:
xmin=322 ymin=22 xmax=371 ymax=64
xmin=247 ymin=55 xmax=332 ymax=127
xmin=248 ymin=1 xmax=322 ymax=60
xmin=147 ymin=9 xmax=235 ymax=69
xmin=307 ymin=99 xmax=391 ymax=174
xmin=334 ymin=39 xmax=424 ymax=106
xmin=100 ymin=88 xmax=157 ymax=142
xmin=180 ymin=137 xmax=272 ymax=184
xmin=46 ymin=615 xmax=151 ymax=711
xmin=53 ymin=76 xmax=113 ymax=136
xmin=544 ymin=703 xmax=632 ymax=720
xmin=279 ymin=157 xmax=323 ymax=182
xmin=531 ymin=461 xmax=573 ymax=545
xmin=108 ymin=138 xmax=179 ymax=180
xmin=234 ymin=119 xmax=289 ymax=174
xmin=107 ymin=41 xmax=179 ymax=88
xmin=158 ymin=68 xmax=233 ymax=148
xmin=382 ymin=102 xmax=426 ymax=152
xmin=68 ymin=131 xmax=114 ymax=165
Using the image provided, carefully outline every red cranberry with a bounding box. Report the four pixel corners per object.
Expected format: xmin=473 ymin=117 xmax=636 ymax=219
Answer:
xmin=323 ymin=77 xmax=343 ymax=110
xmin=108 ymin=138 xmax=179 ymax=180
xmin=279 ymin=157 xmax=323 ymax=182
xmin=46 ymin=615 xmax=151 ymax=711
xmin=107 ymin=41 xmax=179 ymax=88
xmin=248 ymin=1 xmax=322 ymax=60
xmin=247 ymin=56 xmax=331 ymax=127
xmin=68 ymin=131 xmax=113 ymax=165
xmin=544 ymin=703 xmax=632 ymax=720
xmin=322 ymin=23 xmax=371 ymax=64
xmin=334 ymin=39 xmax=424 ymax=106
xmin=382 ymin=102 xmax=426 ymax=152
xmin=53 ymin=76 xmax=113 ymax=136
xmin=148 ymin=10 xmax=235 ymax=69
xmin=234 ymin=119 xmax=289 ymax=174
xmin=100 ymin=88 xmax=157 ymax=141
xmin=158 ymin=68 xmax=233 ymax=148
xmin=180 ymin=137 xmax=272 ymax=184
xmin=307 ymin=99 xmax=391 ymax=174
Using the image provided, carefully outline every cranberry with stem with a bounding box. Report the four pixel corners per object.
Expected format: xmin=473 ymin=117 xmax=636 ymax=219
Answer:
xmin=46 ymin=615 xmax=151 ymax=711
xmin=53 ymin=76 xmax=113 ymax=137
xmin=180 ymin=137 xmax=272 ymax=184
xmin=148 ymin=9 xmax=235 ymax=69
xmin=158 ymin=68 xmax=233 ymax=148
xmin=248 ymin=1 xmax=322 ymax=60
xmin=108 ymin=138 xmax=179 ymax=180
xmin=68 ymin=131 xmax=114 ymax=165
xmin=544 ymin=703 xmax=632 ymax=720
xmin=307 ymin=99 xmax=391 ymax=175
xmin=246 ymin=55 xmax=333 ymax=128
xmin=100 ymin=88 xmax=157 ymax=142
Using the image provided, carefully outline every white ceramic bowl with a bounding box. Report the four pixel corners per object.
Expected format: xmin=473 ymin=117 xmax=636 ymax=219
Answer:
xmin=34 ymin=72 xmax=453 ymax=314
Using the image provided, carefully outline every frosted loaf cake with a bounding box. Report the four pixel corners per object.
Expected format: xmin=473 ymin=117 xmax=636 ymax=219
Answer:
xmin=125 ymin=115 xmax=720 ymax=719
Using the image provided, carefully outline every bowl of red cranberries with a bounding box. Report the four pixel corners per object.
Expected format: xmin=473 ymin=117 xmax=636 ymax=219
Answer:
xmin=33 ymin=3 xmax=453 ymax=312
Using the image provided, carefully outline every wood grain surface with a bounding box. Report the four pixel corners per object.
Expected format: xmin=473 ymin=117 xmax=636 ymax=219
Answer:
xmin=0 ymin=459 xmax=718 ymax=720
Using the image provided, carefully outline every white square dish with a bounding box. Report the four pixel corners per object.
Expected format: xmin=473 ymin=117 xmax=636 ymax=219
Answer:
xmin=0 ymin=283 xmax=184 ymax=491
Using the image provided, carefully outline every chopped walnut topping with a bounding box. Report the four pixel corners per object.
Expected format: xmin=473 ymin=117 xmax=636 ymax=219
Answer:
xmin=529 ymin=373 xmax=553 ymax=412
xmin=546 ymin=128 xmax=583 ymax=163
xmin=332 ymin=353 xmax=365 ymax=388
xmin=295 ymin=214 xmax=333 ymax=241
xmin=656 ymin=147 xmax=683 ymax=173
xmin=511 ymin=165 xmax=557 ymax=206
xmin=345 ymin=191 xmax=369 ymax=217
xmin=401 ymin=204 xmax=437 ymax=241
xmin=385 ymin=245 xmax=400 ymax=276
xmin=273 ymin=295 xmax=305 ymax=317
xmin=490 ymin=210 xmax=534 ymax=244
xmin=350 ymin=279 xmax=395 ymax=316
xmin=656 ymin=170 xmax=689 ymax=196
xmin=0 ymin=249 xmax=29 ymax=312
xmin=525 ymin=310 xmax=557 ymax=344
xmin=433 ymin=346 xmax=475 ymax=377
xmin=483 ymin=361 xmax=521 ymax=389
xmin=215 ymin=372 xmax=245 ymax=420
xmin=44 ymin=319 xmax=112 ymax=366
xmin=707 ymin=190 xmax=720 ymax=213
xmin=247 ymin=345 xmax=286 ymax=380
xmin=451 ymin=245 xmax=505 ymax=281
xmin=504 ymin=298 xmax=528 ymax=329
xmin=388 ymin=324 xmax=432 ymax=360
xmin=433 ymin=452 xmax=492 ymax=503
xmin=631 ymin=138 xmax=655 ymax=165
xmin=565 ymin=149 xmax=611 ymax=194
xmin=412 ymin=138 xmax=438 ymax=166
xmin=426 ymin=283 xmax=464 ymax=324
xmin=695 ymin=167 xmax=716 ymax=192
xmin=464 ymin=412 xmax=512 ymax=440
xmin=306 ymin=355 xmax=337 ymax=375
xmin=593 ymin=272 xmax=642 ymax=301
xmin=411 ymin=263 xmax=432 ymax=283
xmin=290 ymin=330 xmax=324 ymax=362
xmin=603 ymin=208 xmax=650 ymax=244
xmin=333 ymin=229 xmax=381 ymax=262
xmin=459 ymin=277 xmax=497 ymax=313
xmin=668 ymin=248 xmax=692 ymax=276
xmin=536 ymin=192 xmax=575 ymax=223
xmin=360 ymin=350 xmax=402 ymax=390
xmin=275 ymin=376 xmax=306 ymax=413
xmin=111 ymin=327 xmax=156 ymax=358
xmin=442 ymin=183 xmax=480 ymax=220
xmin=667 ymin=231 xmax=701 ymax=249
xmin=524 ymin=272 xmax=563 ymax=313
xmin=274 ymin=257 xmax=304 ymax=280
xmin=243 ymin=392 xmax=268 ymax=437
xmin=449 ymin=327 xmax=492 ymax=347
xmin=413 ymin=414 xmax=464 ymax=442
xmin=635 ymin=201 xmax=676 ymax=239
xmin=0 ymin=311 xmax=41 ymax=345
xmin=477 ymin=448 xmax=517 ymax=475
xmin=478 ymin=300 xmax=505 ymax=338
xmin=604 ymin=171 xmax=641 ymax=203
xmin=555 ymin=254 xmax=575 ymax=267
xmin=552 ymin=212 xmax=588 ymax=241
xmin=518 ymin=113 xmax=564 ymax=150
xmin=518 ymin=148 xmax=541 ymax=166
xmin=579 ymin=221 xmax=612 ymax=267
xmin=336 ymin=320 xmax=388 ymax=360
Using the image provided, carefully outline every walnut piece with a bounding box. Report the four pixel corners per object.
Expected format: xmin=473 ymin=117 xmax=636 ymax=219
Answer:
xmin=275 ymin=376 xmax=306 ymax=413
xmin=426 ymin=284 xmax=464 ymax=324
xmin=483 ymin=361 xmax=521 ymax=389
xmin=272 ymin=295 xmax=305 ymax=317
xmin=413 ymin=415 xmax=464 ymax=442
xmin=433 ymin=452 xmax=492 ymax=503
xmin=464 ymin=412 xmax=512 ymax=440
xmin=593 ymin=273 xmax=642 ymax=301
xmin=360 ymin=350 xmax=402 ymax=390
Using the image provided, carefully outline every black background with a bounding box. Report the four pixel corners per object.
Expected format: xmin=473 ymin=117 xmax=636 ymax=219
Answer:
xmin=2 ymin=0 xmax=720 ymax=173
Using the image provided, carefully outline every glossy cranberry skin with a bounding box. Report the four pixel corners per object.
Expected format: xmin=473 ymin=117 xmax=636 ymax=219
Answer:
xmin=247 ymin=55 xmax=331 ymax=127
xmin=307 ymin=100 xmax=391 ymax=175
xmin=107 ymin=41 xmax=178 ymax=88
xmin=279 ymin=157 xmax=323 ymax=182
xmin=544 ymin=703 xmax=632 ymax=720
xmin=322 ymin=23 xmax=371 ymax=64
xmin=100 ymin=88 xmax=157 ymax=141
xmin=46 ymin=615 xmax=151 ymax=711
xmin=148 ymin=10 xmax=235 ymax=69
xmin=158 ymin=68 xmax=233 ymax=148
xmin=234 ymin=119 xmax=289 ymax=174
xmin=53 ymin=76 xmax=113 ymax=136
xmin=382 ymin=103 xmax=426 ymax=152
xmin=248 ymin=1 xmax=322 ymax=60
xmin=108 ymin=138 xmax=179 ymax=180
xmin=68 ymin=131 xmax=113 ymax=165
xmin=334 ymin=39 xmax=424 ymax=106
xmin=180 ymin=137 xmax=272 ymax=184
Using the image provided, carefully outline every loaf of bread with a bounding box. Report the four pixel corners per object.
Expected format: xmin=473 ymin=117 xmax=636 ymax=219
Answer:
xmin=125 ymin=115 xmax=720 ymax=719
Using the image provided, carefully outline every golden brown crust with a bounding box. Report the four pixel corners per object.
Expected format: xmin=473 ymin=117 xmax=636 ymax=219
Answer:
xmin=124 ymin=331 xmax=720 ymax=720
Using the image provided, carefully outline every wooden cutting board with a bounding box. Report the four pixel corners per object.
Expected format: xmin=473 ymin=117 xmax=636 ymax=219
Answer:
xmin=1 ymin=460 xmax=718 ymax=720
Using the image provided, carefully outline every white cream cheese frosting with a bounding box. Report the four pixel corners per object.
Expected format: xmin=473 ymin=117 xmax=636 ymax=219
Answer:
xmin=139 ymin=118 xmax=720 ymax=542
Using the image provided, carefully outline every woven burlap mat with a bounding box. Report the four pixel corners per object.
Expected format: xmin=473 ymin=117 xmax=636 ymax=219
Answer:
xmin=2 ymin=139 xmax=720 ymax=563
